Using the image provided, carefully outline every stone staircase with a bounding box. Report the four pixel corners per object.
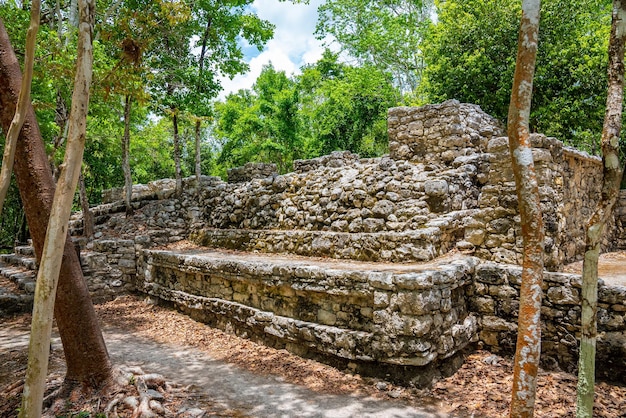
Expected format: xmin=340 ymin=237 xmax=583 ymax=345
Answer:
xmin=0 ymin=245 xmax=37 ymax=315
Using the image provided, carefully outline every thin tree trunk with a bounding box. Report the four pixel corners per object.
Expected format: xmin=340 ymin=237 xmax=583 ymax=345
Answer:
xmin=122 ymin=94 xmax=133 ymax=216
xmin=193 ymin=16 xmax=211 ymax=187
xmin=20 ymin=0 xmax=98 ymax=414
xmin=195 ymin=118 xmax=201 ymax=183
xmin=79 ymin=170 xmax=94 ymax=238
xmin=0 ymin=0 xmax=39 ymax=216
xmin=507 ymin=1 xmax=544 ymax=417
xmin=0 ymin=12 xmax=111 ymax=412
xmin=173 ymin=111 xmax=182 ymax=196
xmin=576 ymin=2 xmax=626 ymax=416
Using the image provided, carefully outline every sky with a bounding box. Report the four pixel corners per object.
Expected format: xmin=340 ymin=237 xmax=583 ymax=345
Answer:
xmin=218 ymin=0 xmax=329 ymax=99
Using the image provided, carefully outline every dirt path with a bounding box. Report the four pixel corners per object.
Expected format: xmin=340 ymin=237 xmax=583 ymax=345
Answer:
xmin=2 ymin=295 xmax=626 ymax=417
xmin=103 ymin=328 xmax=443 ymax=418
xmin=0 ymin=321 xmax=444 ymax=417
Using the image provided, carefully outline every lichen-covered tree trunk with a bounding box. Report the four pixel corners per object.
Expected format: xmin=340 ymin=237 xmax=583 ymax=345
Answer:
xmin=122 ymin=94 xmax=133 ymax=216
xmin=0 ymin=0 xmax=39 ymax=216
xmin=173 ymin=111 xmax=183 ymax=196
xmin=195 ymin=118 xmax=202 ymax=184
xmin=20 ymin=0 xmax=101 ymax=414
xmin=79 ymin=170 xmax=94 ymax=238
xmin=0 ymin=10 xmax=111 ymax=417
xmin=576 ymin=2 xmax=626 ymax=416
xmin=507 ymin=1 xmax=544 ymax=417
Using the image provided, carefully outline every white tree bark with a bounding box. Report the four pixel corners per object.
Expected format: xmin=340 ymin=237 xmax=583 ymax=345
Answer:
xmin=19 ymin=0 xmax=95 ymax=415
xmin=576 ymin=1 xmax=626 ymax=416
xmin=0 ymin=0 xmax=40 ymax=216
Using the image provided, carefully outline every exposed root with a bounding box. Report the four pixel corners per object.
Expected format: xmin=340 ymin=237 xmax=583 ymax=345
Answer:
xmin=0 ymin=365 xmax=210 ymax=417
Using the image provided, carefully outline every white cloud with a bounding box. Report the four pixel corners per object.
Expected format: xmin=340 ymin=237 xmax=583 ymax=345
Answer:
xmin=218 ymin=0 xmax=328 ymax=99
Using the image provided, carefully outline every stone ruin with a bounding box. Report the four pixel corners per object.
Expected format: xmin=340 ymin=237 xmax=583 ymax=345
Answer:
xmin=3 ymin=100 xmax=625 ymax=386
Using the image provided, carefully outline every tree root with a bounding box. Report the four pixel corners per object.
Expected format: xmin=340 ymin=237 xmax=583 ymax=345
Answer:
xmin=0 ymin=364 xmax=208 ymax=417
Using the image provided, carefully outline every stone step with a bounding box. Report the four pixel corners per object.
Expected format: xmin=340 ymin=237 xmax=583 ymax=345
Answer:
xmin=190 ymin=228 xmax=447 ymax=263
xmin=191 ymin=210 xmax=474 ymax=264
xmin=15 ymin=245 xmax=34 ymax=257
xmin=138 ymin=248 xmax=479 ymax=384
xmin=0 ymin=262 xmax=37 ymax=294
xmin=0 ymin=278 xmax=33 ymax=315
xmin=1 ymin=253 xmax=38 ymax=271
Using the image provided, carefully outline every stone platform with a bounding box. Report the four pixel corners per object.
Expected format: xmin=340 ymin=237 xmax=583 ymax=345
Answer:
xmin=136 ymin=248 xmax=478 ymax=385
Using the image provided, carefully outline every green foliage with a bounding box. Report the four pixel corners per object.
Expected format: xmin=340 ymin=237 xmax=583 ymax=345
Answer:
xmin=214 ymin=65 xmax=301 ymax=173
xmin=213 ymin=54 xmax=399 ymax=174
xmin=0 ymin=177 xmax=26 ymax=249
xmin=421 ymin=0 xmax=611 ymax=151
xmin=316 ymin=0 xmax=433 ymax=93
xmin=299 ymin=51 xmax=398 ymax=157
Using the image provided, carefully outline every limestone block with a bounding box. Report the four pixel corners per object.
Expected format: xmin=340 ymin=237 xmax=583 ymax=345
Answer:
xmin=407 ymin=315 xmax=433 ymax=337
xmin=392 ymin=290 xmax=442 ymax=316
xmin=476 ymin=264 xmax=508 ymax=285
xmin=489 ymin=285 xmax=518 ymax=299
xmin=373 ymin=291 xmax=390 ymax=307
xmin=473 ymin=296 xmax=495 ymax=314
xmin=481 ymin=316 xmax=517 ymax=332
xmin=372 ymin=199 xmax=395 ymax=218
xmin=547 ymin=286 xmax=579 ymax=305
xmin=424 ymin=179 xmax=449 ymax=197
xmin=318 ymin=308 xmax=337 ymax=326
xmin=362 ymin=218 xmax=385 ymax=232
xmin=465 ymin=228 xmax=486 ymax=246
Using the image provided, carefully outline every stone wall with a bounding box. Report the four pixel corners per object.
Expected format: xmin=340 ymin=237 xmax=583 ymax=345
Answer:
xmin=482 ymin=135 xmax=605 ymax=269
xmin=472 ymin=263 xmax=626 ymax=381
xmin=65 ymin=100 xmax=626 ymax=384
xmin=387 ymin=100 xmax=504 ymax=164
xmin=227 ymin=162 xmax=278 ymax=183
xmin=190 ymin=151 xmax=481 ymax=262
xmin=135 ymin=249 xmax=478 ymax=385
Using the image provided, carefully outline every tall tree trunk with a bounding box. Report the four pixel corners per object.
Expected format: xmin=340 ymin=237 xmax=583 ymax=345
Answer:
xmin=20 ymin=0 xmax=100 ymax=414
xmin=122 ymin=94 xmax=133 ymax=216
xmin=195 ymin=118 xmax=202 ymax=184
xmin=50 ymin=90 xmax=69 ymax=180
xmin=173 ymin=111 xmax=182 ymax=196
xmin=0 ymin=13 xmax=112 ymax=405
xmin=0 ymin=0 xmax=39 ymax=216
xmin=507 ymin=1 xmax=544 ymax=417
xmin=79 ymin=170 xmax=94 ymax=239
xmin=576 ymin=2 xmax=626 ymax=416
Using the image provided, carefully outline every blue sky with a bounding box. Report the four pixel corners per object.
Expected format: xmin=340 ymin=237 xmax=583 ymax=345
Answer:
xmin=219 ymin=0 xmax=329 ymax=98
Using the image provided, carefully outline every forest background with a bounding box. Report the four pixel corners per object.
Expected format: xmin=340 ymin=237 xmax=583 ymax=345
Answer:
xmin=0 ymin=0 xmax=616 ymax=249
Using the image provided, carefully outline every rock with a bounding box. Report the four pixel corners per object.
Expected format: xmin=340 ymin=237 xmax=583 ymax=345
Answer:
xmin=177 ymin=407 xmax=206 ymax=417
xmin=547 ymin=286 xmax=579 ymax=305
xmin=372 ymin=200 xmax=395 ymax=218
xmin=424 ymin=180 xmax=449 ymax=197
xmin=375 ymin=381 xmax=388 ymax=391
xmin=482 ymin=354 xmax=503 ymax=365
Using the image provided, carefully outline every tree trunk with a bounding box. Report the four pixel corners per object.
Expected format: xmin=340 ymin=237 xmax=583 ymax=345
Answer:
xmin=79 ymin=170 xmax=94 ymax=239
xmin=20 ymin=0 xmax=101 ymax=414
xmin=195 ymin=118 xmax=202 ymax=184
xmin=173 ymin=111 xmax=182 ymax=196
xmin=122 ymin=94 xmax=133 ymax=216
xmin=507 ymin=1 xmax=544 ymax=417
xmin=576 ymin=2 xmax=626 ymax=416
xmin=0 ymin=12 xmax=112 ymax=404
xmin=0 ymin=0 xmax=40 ymax=216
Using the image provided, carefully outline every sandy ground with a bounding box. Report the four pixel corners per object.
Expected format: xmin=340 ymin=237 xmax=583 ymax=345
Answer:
xmin=564 ymin=250 xmax=626 ymax=287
